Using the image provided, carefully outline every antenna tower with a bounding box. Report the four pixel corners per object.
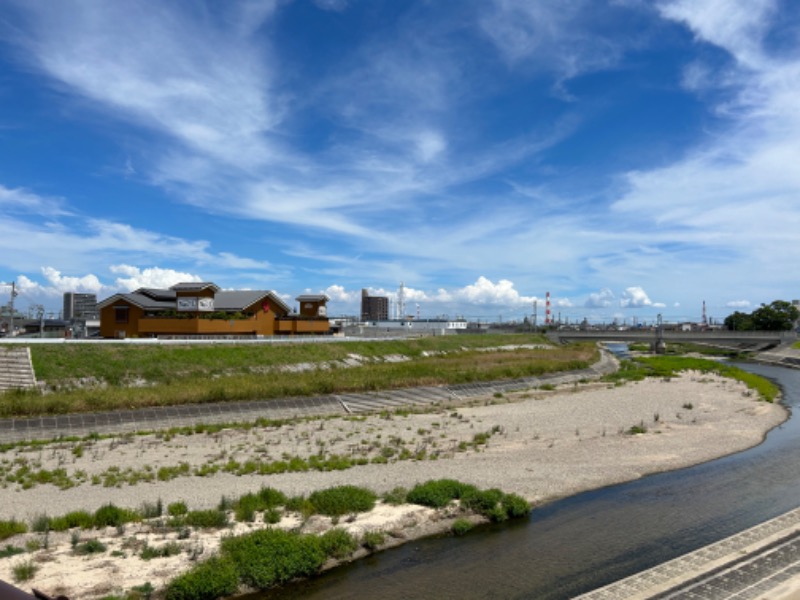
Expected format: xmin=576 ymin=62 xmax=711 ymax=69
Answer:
xmin=397 ymin=282 xmax=406 ymax=320
xmin=545 ymin=291 xmax=551 ymax=326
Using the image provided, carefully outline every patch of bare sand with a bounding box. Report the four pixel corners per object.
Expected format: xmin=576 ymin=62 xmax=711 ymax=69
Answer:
xmin=0 ymin=372 xmax=787 ymax=599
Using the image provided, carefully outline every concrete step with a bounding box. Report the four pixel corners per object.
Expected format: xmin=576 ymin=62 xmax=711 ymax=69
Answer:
xmin=0 ymin=347 xmax=37 ymax=391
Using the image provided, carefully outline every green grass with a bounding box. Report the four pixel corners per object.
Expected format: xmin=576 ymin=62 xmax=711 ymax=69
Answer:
xmin=319 ymin=528 xmax=359 ymax=559
xmin=12 ymin=559 xmax=37 ymax=582
xmin=3 ymin=336 xmax=593 ymax=418
xmin=164 ymin=555 xmax=239 ymax=600
xmin=184 ymin=509 xmax=228 ymax=529
xmin=451 ymin=518 xmax=474 ymax=536
xmin=602 ymin=356 xmax=780 ymax=402
xmin=0 ymin=544 xmax=25 ymax=558
xmin=406 ymin=479 xmax=531 ymax=521
xmin=220 ymin=528 xmax=327 ymax=589
xmin=0 ymin=519 xmax=27 ymax=541
xmin=308 ymin=485 xmax=377 ymax=517
xmin=74 ymin=538 xmax=107 ymax=555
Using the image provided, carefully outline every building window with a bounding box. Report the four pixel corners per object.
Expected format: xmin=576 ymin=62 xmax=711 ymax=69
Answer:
xmin=114 ymin=306 xmax=129 ymax=324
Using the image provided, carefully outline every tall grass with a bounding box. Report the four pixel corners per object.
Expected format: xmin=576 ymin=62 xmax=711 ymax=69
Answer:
xmin=2 ymin=338 xmax=595 ymax=418
xmin=603 ymin=356 xmax=780 ymax=402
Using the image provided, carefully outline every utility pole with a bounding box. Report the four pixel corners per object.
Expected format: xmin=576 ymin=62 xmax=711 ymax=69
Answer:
xmin=1 ymin=281 xmax=16 ymax=337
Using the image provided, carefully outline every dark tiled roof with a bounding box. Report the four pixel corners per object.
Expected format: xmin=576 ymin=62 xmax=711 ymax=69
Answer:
xmin=170 ymin=282 xmax=220 ymax=292
xmin=296 ymin=294 xmax=329 ymax=302
xmin=98 ymin=286 xmax=292 ymax=314
xmin=215 ymin=291 xmax=291 ymax=313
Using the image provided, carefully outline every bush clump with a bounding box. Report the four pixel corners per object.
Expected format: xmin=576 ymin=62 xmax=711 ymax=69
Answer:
xmin=93 ymin=504 xmax=139 ymax=528
xmin=319 ymin=528 xmax=358 ymax=559
xmin=0 ymin=519 xmax=27 ymax=541
xmin=49 ymin=510 xmax=94 ymax=532
xmin=167 ymin=501 xmax=188 ymax=517
xmin=451 ymin=518 xmax=474 ymax=536
xmin=233 ymin=487 xmax=288 ymax=522
xmin=165 ymin=555 xmax=239 ymax=600
xmin=184 ymin=509 xmax=228 ymax=529
xmin=406 ymin=479 xmax=478 ymax=508
xmin=308 ymin=485 xmax=376 ymax=517
xmin=221 ymin=529 xmax=325 ymax=589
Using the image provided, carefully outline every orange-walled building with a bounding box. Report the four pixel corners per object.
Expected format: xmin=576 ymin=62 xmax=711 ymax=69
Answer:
xmin=98 ymin=282 xmax=329 ymax=339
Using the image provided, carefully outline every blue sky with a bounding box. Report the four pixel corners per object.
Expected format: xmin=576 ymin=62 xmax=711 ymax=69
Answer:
xmin=0 ymin=0 xmax=798 ymax=324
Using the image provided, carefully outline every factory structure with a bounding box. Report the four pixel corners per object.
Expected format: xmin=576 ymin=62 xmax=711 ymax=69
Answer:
xmin=357 ymin=283 xmax=468 ymax=335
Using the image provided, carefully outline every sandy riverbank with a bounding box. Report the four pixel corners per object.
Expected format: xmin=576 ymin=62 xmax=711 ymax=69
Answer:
xmin=0 ymin=371 xmax=787 ymax=598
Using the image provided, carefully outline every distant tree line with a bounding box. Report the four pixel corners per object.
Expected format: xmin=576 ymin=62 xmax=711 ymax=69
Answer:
xmin=724 ymin=300 xmax=799 ymax=331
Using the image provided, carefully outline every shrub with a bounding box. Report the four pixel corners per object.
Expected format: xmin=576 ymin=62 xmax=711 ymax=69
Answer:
xmin=94 ymin=504 xmax=139 ymax=528
xmin=12 ymin=559 xmax=38 ymax=582
xmin=165 ymin=555 xmax=239 ymax=600
xmin=185 ymin=509 xmax=228 ymax=529
xmin=308 ymin=485 xmax=376 ymax=517
xmin=0 ymin=544 xmax=24 ymax=558
xmin=319 ymin=528 xmax=358 ymax=559
xmin=461 ymin=488 xmax=504 ymax=515
xmin=167 ymin=501 xmax=188 ymax=517
xmin=49 ymin=510 xmax=94 ymax=532
xmin=361 ymin=530 xmax=385 ymax=550
xmin=0 ymin=519 xmax=27 ymax=541
xmin=30 ymin=514 xmax=50 ymax=533
xmin=74 ymin=538 xmax=107 ymax=555
xmin=221 ymin=529 xmax=325 ymax=589
xmin=234 ymin=494 xmax=260 ymax=523
xmin=451 ymin=518 xmax=474 ymax=536
xmin=382 ymin=487 xmax=408 ymax=505
xmin=258 ymin=486 xmax=288 ymax=508
xmin=285 ymin=495 xmax=315 ymax=519
xmin=140 ymin=499 xmax=163 ymax=519
xmin=501 ymin=493 xmax=531 ymax=519
xmin=406 ymin=479 xmax=478 ymax=508
xmin=264 ymin=508 xmax=282 ymax=524
xmin=141 ymin=541 xmax=183 ymax=560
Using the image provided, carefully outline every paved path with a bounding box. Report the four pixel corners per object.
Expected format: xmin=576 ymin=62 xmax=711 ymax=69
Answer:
xmin=578 ymin=507 xmax=800 ymax=600
xmin=0 ymin=352 xmax=617 ymax=443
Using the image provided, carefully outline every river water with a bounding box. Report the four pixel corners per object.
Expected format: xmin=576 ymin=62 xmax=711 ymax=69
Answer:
xmin=255 ymin=362 xmax=800 ymax=600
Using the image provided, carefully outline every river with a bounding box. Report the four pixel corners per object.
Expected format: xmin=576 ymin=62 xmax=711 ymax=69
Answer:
xmin=253 ymin=362 xmax=800 ymax=599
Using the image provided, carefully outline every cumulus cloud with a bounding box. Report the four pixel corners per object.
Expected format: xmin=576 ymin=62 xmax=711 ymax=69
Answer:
xmin=322 ymin=284 xmax=358 ymax=303
xmin=109 ymin=265 xmax=203 ymax=291
xmin=585 ymin=288 xmax=615 ymax=308
xmin=452 ymin=277 xmax=536 ymax=305
xmin=619 ymin=286 xmax=655 ymax=308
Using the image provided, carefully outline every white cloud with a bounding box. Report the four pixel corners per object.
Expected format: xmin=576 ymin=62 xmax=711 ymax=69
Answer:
xmin=109 ymin=265 xmax=203 ymax=291
xmin=619 ymin=286 xmax=654 ymax=308
xmin=657 ymin=0 xmax=776 ymax=69
xmin=478 ymin=0 xmax=629 ymax=87
xmin=323 ymin=284 xmax=358 ymax=303
xmin=585 ymin=288 xmax=615 ymax=308
xmin=0 ymin=184 xmax=68 ymax=217
xmin=454 ymin=277 xmax=535 ymax=305
xmin=726 ymin=299 xmax=751 ymax=309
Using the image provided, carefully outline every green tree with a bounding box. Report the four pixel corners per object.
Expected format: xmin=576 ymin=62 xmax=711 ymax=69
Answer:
xmin=751 ymin=300 xmax=799 ymax=331
xmin=724 ymin=311 xmax=754 ymax=331
xmin=725 ymin=301 xmax=799 ymax=331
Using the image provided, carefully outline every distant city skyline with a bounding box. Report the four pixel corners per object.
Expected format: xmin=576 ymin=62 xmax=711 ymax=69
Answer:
xmin=0 ymin=1 xmax=798 ymax=323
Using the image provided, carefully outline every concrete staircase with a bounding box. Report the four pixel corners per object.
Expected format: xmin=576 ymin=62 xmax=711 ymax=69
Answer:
xmin=0 ymin=347 xmax=37 ymax=391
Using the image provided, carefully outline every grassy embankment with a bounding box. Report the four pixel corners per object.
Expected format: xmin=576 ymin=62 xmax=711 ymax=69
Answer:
xmin=0 ymin=335 xmax=597 ymax=418
xmin=603 ymin=355 xmax=780 ymax=402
